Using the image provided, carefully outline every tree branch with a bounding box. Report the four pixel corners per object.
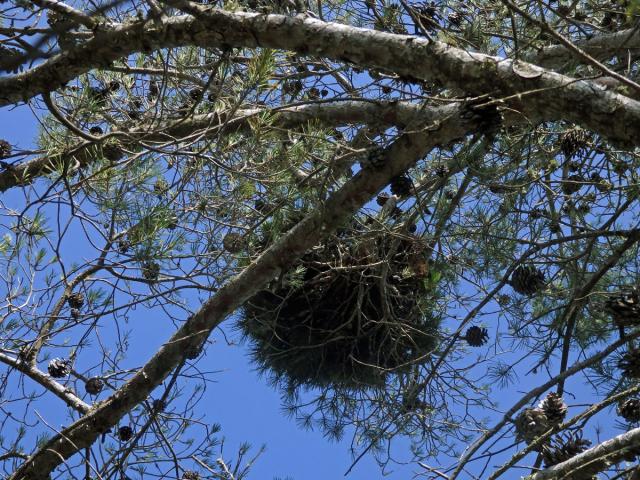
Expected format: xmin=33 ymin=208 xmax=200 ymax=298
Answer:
xmin=0 ymin=10 xmax=639 ymax=146
xmin=527 ymin=426 xmax=640 ymax=480
xmin=8 ymin=101 xmax=480 ymax=480
xmin=0 ymin=352 xmax=90 ymax=414
xmin=0 ymin=100 xmax=448 ymax=193
xmin=526 ymin=26 xmax=640 ymax=70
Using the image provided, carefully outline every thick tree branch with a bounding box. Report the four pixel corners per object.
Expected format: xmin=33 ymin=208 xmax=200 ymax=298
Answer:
xmin=8 ymin=102 xmax=480 ymax=480
xmin=503 ymin=0 xmax=640 ymax=95
xmin=526 ymin=26 xmax=640 ymax=70
xmin=527 ymin=426 xmax=640 ymax=479
xmin=0 ymin=100 xmax=447 ymax=193
xmin=0 ymin=10 xmax=639 ymax=146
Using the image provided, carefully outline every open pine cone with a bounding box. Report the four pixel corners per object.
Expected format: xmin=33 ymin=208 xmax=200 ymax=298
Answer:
xmin=619 ymin=350 xmax=640 ymax=379
xmin=538 ymin=392 xmax=568 ymax=426
xmin=389 ymin=175 xmax=413 ymax=198
xmin=605 ymin=287 xmax=640 ymax=328
xmin=85 ymin=377 xmax=104 ymax=395
xmin=542 ymin=430 xmax=591 ymax=468
xmin=464 ymin=326 xmax=489 ymax=347
xmin=67 ymin=292 xmax=85 ymax=309
xmin=47 ymin=358 xmax=71 ymax=378
xmin=515 ymin=407 xmax=549 ymax=445
xmin=618 ymin=398 xmax=640 ymax=423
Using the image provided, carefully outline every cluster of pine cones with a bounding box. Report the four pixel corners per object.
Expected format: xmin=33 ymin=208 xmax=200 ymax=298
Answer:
xmin=47 ymin=357 xmax=105 ymax=396
xmin=515 ymin=392 xmax=567 ymax=446
xmin=515 ymin=389 xmax=640 ymax=475
xmin=514 ymin=393 xmax=600 ymax=476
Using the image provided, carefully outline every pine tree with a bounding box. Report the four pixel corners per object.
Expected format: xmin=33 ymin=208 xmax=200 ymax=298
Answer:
xmin=1 ymin=0 xmax=640 ymax=479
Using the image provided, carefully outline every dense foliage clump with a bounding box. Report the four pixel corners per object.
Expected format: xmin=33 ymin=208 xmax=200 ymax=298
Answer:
xmin=241 ymin=222 xmax=440 ymax=389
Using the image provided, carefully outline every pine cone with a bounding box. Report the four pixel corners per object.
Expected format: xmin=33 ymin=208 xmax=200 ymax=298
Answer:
xmin=530 ymin=207 xmax=547 ymax=219
xmin=560 ymin=127 xmax=588 ymax=159
xmin=414 ymin=1 xmax=439 ymax=31
xmin=189 ymin=88 xmax=203 ymax=101
xmin=389 ymin=176 xmax=413 ymax=198
xmin=142 ymin=261 xmax=160 ymax=283
xmin=623 ymin=448 xmax=640 ymax=464
xmin=0 ymin=46 xmax=22 ymax=74
xmin=618 ymin=350 xmax=640 ymax=379
xmin=464 ymin=326 xmax=489 ymax=347
xmin=117 ymin=239 xmax=130 ymax=254
xmin=118 ymin=425 xmax=134 ymax=441
xmin=282 ymin=79 xmax=303 ymax=96
xmin=89 ymin=126 xmax=103 ymax=135
xmin=376 ymin=192 xmax=391 ymax=206
xmin=182 ymin=471 xmax=200 ymax=480
xmin=67 ymin=292 xmax=85 ymax=309
xmin=48 ymin=358 xmax=71 ymax=378
xmin=618 ymin=398 xmax=640 ymax=423
xmin=605 ymin=287 xmax=640 ymax=328
xmin=568 ymin=160 xmax=581 ymax=172
xmin=154 ymin=178 xmax=169 ymax=195
xmin=254 ymin=199 xmax=269 ymax=213
xmin=515 ymin=407 xmax=549 ymax=445
xmin=561 ymin=174 xmax=584 ymax=195
xmin=0 ymin=139 xmax=11 ymax=159
xmin=538 ymin=392 xmax=568 ymax=426
xmin=223 ymin=232 xmax=244 ymax=254
xmin=542 ymin=430 xmax=591 ymax=468
xmin=488 ymin=183 xmax=510 ymax=194
xmin=85 ymin=377 xmax=104 ymax=395
xmin=448 ymin=11 xmax=463 ymax=25
xmin=107 ymin=80 xmax=120 ymax=92
xmin=434 ymin=163 xmax=449 ymax=178
xmin=148 ymin=81 xmax=160 ymax=98
xmin=185 ymin=334 xmax=204 ymax=360
xmin=362 ymin=147 xmax=386 ymax=170
xmin=460 ymin=98 xmax=503 ymax=135
xmin=510 ymin=265 xmax=546 ymax=296
xmin=152 ymin=399 xmax=166 ymax=412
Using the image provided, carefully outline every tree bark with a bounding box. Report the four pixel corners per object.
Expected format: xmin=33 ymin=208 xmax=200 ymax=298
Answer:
xmin=0 ymin=10 xmax=639 ymax=146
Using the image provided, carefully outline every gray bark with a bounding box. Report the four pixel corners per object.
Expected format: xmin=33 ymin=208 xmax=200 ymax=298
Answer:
xmin=0 ymin=10 xmax=638 ymax=146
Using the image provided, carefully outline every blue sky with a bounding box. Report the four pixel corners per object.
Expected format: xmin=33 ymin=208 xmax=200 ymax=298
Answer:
xmin=0 ymin=92 xmax=635 ymax=480
xmin=0 ymin=102 xmax=406 ymax=479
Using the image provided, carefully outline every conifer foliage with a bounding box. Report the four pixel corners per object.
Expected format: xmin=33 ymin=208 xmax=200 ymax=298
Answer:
xmin=1 ymin=0 xmax=640 ymax=478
